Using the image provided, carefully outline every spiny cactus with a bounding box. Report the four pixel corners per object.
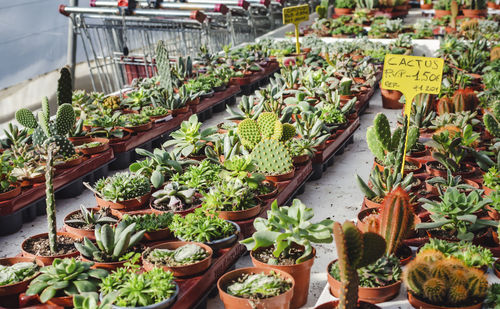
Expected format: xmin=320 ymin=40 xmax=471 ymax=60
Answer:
xmin=237 ymin=118 xmax=261 ymax=149
xmin=155 ymin=40 xmax=172 ymax=89
xmin=436 ymin=89 xmax=479 ymax=116
xmin=257 ymin=112 xmax=281 ymax=139
xmin=333 ymin=221 xmax=386 ymax=309
xmin=57 ymin=66 xmax=73 ymax=106
xmin=251 ymin=139 xmax=293 ymax=175
xmin=484 ymin=101 xmax=500 ymax=137
xmin=237 ymin=113 xmax=294 ymax=151
xmin=378 ymin=186 xmax=414 ymax=255
xmin=404 ymin=251 xmax=488 ymax=306
xmin=44 ymin=144 xmax=58 ymax=254
xmin=281 ymin=123 xmax=296 ymax=141
xmin=15 ymin=99 xmax=76 ymax=158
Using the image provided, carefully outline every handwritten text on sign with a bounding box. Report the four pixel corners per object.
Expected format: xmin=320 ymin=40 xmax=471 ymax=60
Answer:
xmin=282 ymin=4 xmax=309 ymax=25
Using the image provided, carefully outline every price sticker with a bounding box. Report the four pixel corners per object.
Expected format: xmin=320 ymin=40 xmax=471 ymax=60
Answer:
xmin=282 ymin=4 xmax=309 ymax=54
xmin=381 ymin=54 xmax=444 ymax=173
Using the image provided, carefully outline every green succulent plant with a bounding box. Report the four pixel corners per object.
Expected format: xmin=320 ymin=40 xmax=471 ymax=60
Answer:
xmin=0 ymin=261 xmax=40 ymax=286
xmin=144 ymin=244 xmax=208 ymax=267
xmin=65 ymin=205 xmax=117 ymax=229
xmin=226 ymin=271 xmax=293 ymax=300
xmin=151 ymin=181 xmax=198 ymax=212
xmin=93 ymin=172 xmax=151 ymax=202
xmin=202 ymin=179 xmax=258 ymax=212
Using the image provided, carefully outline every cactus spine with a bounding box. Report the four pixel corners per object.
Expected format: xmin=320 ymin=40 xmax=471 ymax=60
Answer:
xmin=156 ymin=40 xmax=172 ymax=90
xmin=57 ymin=66 xmax=72 ymax=106
xmin=46 ymin=144 xmax=57 ymax=254
xmin=484 ymin=101 xmax=500 ymax=137
xmin=378 ymin=186 xmax=414 ymax=255
xmin=333 ymin=221 xmax=386 ymax=309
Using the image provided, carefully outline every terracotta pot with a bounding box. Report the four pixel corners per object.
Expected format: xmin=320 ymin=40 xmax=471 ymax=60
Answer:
xmin=80 ymin=255 xmax=127 ymax=271
xmin=380 ymin=87 xmax=403 ymax=109
xmin=250 ymin=247 xmax=315 ymax=308
xmin=407 ymin=292 xmax=482 ymax=309
xmin=121 ymin=121 xmax=153 ymax=133
xmin=256 ymin=181 xmax=278 ymax=201
xmin=217 ymin=204 xmax=261 ymax=221
xmin=114 ymin=209 xmax=172 ymax=242
xmin=148 ymin=113 xmax=170 ymax=121
xmin=425 ymin=161 xmax=477 ymax=178
xmin=72 ymin=137 xmax=110 ymax=155
xmin=327 ymin=260 xmax=401 ymax=303
xmin=484 ymin=186 xmax=494 ymax=196
xmin=397 ymin=245 xmax=413 ymax=266
xmin=421 ymin=3 xmax=433 ymax=9
xmin=487 ymin=1 xmax=496 ymax=8
xmin=107 ymin=130 xmax=131 ymax=144
xmin=0 ymin=257 xmax=43 ymax=296
xmin=21 ymin=232 xmax=81 ymax=265
xmin=434 ymin=9 xmax=451 ymax=17
xmin=335 ymin=8 xmax=353 ymax=15
xmin=356 ymin=207 xmax=379 ymax=233
xmin=462 ymin=9 xmax=487 ymax=18
xmin=95 ymin=192 xmax=151 ymax=211
xmin=63 ymin=208 xmax=104 ymax=240
xmin=171 ymin=105 xmax=190 ymax=116
xmin=265 ymin=169 xmax=295 ymax=183
xmin=293 ymin=154 xmax=310 ymax=165
xmin=187 ymin=97 xmax=200 ymax=106
xmin=315 ymin=300 xmax=381 ymax=309
xmin=142 ymin=241 xmax=213 ymax=277
xmin=151 ymin=201 xmax=202 ymax=217
xmin=45 ymin=295 xmax=74 ymax=307
xmin=494 ymin=259 xmax=500 ymax=278
xmin=218 ymin=267 xmax=295 ymax=309
xmin=0 ymin=185 xmax=21 ymax=201
xmin=363 ymin=196 xmax=382 ymax=210
xmin=54 ymin=155 xmax=83 ymax=170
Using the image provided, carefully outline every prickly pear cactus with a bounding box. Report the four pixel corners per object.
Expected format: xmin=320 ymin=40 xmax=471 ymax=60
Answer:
xmin=15 ymin=108 xmax=38 ymax=129
xmin=55 ymin=103 xmax=75 ymax=135
xmin=251 ymin=139 xmax=293 ymax=175
xmin=237 ymin=119 xmax=262 ymax=149
xmin=257 ymin=112 xmax=279 ymax=139
xmin=281 ymin=123 xmax=296 ymax=141
xmin=373 ymin=113 xmax=392 ymax=151
xmin=57 ymin=67 xmax=73 ymax=106
xmin=46 ymin=135 xmax=76 ymax=158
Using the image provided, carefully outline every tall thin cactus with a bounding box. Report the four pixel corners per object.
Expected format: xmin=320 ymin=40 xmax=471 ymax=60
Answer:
xmin=155 ymin=40 xmax=172 ymax=90
xmin=45 ymin=144 xmax=57 ymax=254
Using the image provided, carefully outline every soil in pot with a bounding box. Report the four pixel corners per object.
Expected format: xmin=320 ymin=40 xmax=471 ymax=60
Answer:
xmin=64 ymin=207 xmax=119 ymax=239
xmin=315 ymin=300 xmax=381 ymax=309
xmin=217 ymin=267 xmax=295 ymax=309
xmin=251 ymin=245 xmax=314 ymax=308
xmin=22 ymin=233 xmax=80 ymax=265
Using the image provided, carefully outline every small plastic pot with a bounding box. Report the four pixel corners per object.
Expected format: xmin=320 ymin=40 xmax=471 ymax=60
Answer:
xmin=21 ymin=232 xmax=81 ymax=265
xmin=114 ymin=209 xmax=172 ymax=242
xmin=334 ymin=8 xmax=353 ymax=15
xmin=121 ymin=121 xmax=153 ymax=133
xmin=407 ymin=292 xmax=482 ymax=309
xmin=218 ymin=267 xmax=295 ymax=309
xmin=293 ymin=154 xmax=311 ymax=165
xmin=178 ymin=221 xmax=240 ymax=252
xmin=217 ymin=204 xmax=261 ymax=221
xmin=265 ymin=169 xmax=295 ymax=183
xmin=81 ymin=256 xmax=127 ymax=271
xmin=327 ymin=260 xmax=401 ymax=303
xmin=363 ymin=196 xmax=382 ymax=210
xmin=0 ymin=185 xmax=21 ymax=201
xmin=0 ymin=257 xmax=43 ymax=296
xmin=142 ymin=241 xmax=213 ymax=277
xmin=95 ymin=192 xmax=151 ymax=211
xmin=54 ymin=155 xmax=83 ymax=170
xmin=73 ymin=137 xmax=110 ymax=155
xmin=170 ymin=105 xmax=190 ymax=116
xmin=63 ymin=207 xmax=103 ymax=240
xmin=256 ymin=181 xmax=279 ymax=201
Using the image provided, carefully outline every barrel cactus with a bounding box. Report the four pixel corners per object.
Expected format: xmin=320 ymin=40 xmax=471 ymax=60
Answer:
xmin=484 ymin=100 xmax=500 ymax=137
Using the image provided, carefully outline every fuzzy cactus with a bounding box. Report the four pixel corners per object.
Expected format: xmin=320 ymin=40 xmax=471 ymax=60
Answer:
xmin=333 ymin=221 xmax=386 ymax=309
xmin=484 ymin=101 xmax=500 ymax=137
xmin=251 ymin=139 xmax=293 ymax=175
xmin=44 ymin=144 xmax=58 ymax=254
xmin=257 ymin=112 xmax=280 ymax=139
xmin=437 ymin=90 xmax=478 ymax=116
xmin=155 ymin=40 xmax=172 ymax=89
xmin=57 ymin=66 xmax=72 ymax=106
xmin=423 ymin=278 xmax=446 ymax=303
xmin=378 ymin=186 xmax=414 ymax=255
xmin=448 ymin=285 xmax=468 ymax=304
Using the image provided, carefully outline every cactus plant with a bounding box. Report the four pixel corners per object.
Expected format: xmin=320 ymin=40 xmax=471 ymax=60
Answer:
xmin=74 ymin=221 xmax=145 ymax=262
xmin=281 ymin=123 xmax=296 ymax=141
xmin=16 ymin=98 xmax=76 ymax=158
xmin=356 ymin=166 xmax=415 ymax=202
xmin=57 ymin=66 xmax=72 ymax=106
xmin=436 ymin=89 xmax=479 ymax=116
xmin=333 ymin=221 xmax=386 ymax=309
xmin=155 ymin=40 xmax=172 ymax=89
xmin=404 ymin=250 xmax=489 ymax=306
xmin=44 ymin=144 xmax=57 ymax=254
xmin=251 ymin=139 xmax=294 ymax=175
xmin=484 ymin=100 xmax=500 ymax=137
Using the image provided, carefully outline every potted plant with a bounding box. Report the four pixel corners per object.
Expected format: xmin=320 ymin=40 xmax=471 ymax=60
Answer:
xmin=142 ymin=242 xmax=213 ymax=277
xmin=217 ymin=267 xmax=294 ymax=309
xmin=122 ymin=88 xmax=151 ymax=112
xmin=339 ymin=77 xmax=354 ymax=102
xmin=74 ymin=222 xmax=145 ymax=270
xmin=202 ymin=179 xmax=260 ymax=221
xmin=118 ymin=113 xmax=152 ymax=133
xmin=425 ymin=172 xmax=479 ymax=196
xmin=26 ymin=258 xmax=108 ymax=306
xmin=163 ymin=115 xmax=216 ymax=160
xmin=483 ymin=101 xmax=499 ymax=139
xmin=21 ymin=145 xmax=81 ymax=265
xmin=100 ymin=261 xmax=179 ymax=308
xmin=416 ymin=187 xmax=496 ymax=241
xmin=73 ymin=138 xmax=110 ymax=155
xmin=0 ymin=257 xmax=42 ymax=305
xmin=119 ymin=211 xmax=173 ymax=242
xmin=483 ymin=164 xmax=500 ymax=196
xmin=170 ymin=208 xmax=240 ymax=251
xmin=64 ymin=205 xmax=118 ymax=240
xmin=434 ymin=0 xmax=452 ymax=17
xmin=241 ymin=199 xmax=334 ymax=308
xmin=151 ymin=182 xmax=201 ymax=215
xmin=421 ymin=0 xmax=433 ymax=9
xmin=335 ymin=0 xmax=356 ymax=15
xmin=73 ymin=292 xmax=118 ymax=309
xmin=404 ymin=250 xmax=488 ymax=308
xmin=90 ymin=172 xmax=151 ymax=211
xmin=0 ymin=152 xmax=20 ymax=201
xmin=463 ymin=0 xmax=487 ymax=18
xmin=419 ymin=238 xmax=494 ymax=271
xmin=287 ymin=138 xmax=316 ymax=165
xmin=141 ymin=106 xmax=169 ymax=120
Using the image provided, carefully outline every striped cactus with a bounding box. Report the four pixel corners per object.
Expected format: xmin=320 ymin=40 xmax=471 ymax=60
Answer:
xmin=378 ymin=186 xmax=414 ymax=255
xmin=45 ymin=145 xmax=57 ymax=254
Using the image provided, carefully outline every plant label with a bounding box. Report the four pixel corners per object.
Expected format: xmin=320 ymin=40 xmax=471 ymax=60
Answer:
xmin=282 ymin=4 xmax=309 ymax=54
xmin=381 ymin=54 xmax=444 ymax=173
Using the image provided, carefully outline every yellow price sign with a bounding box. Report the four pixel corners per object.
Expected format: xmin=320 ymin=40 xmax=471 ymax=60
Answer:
xmin=282 ymin=4 xmax=309 ymax=54
xmin=381 ymin=54 xmax=444 ymax=173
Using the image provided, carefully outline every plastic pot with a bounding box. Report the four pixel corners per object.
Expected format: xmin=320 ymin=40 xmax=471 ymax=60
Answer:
xmin=45 ymin=295 xmax=74 ymax=307
xmin=81 ymin=256 xmax=127 ymax=271
xmin=421 ymin=3 xmax=433 ymax=9
xmin=218 ymin=267 xmax=294 ymax=309
xmin=178 ymin=221 xmax=240 ymax=252
xmin=363 ymin=196 xmax=382 ymax=210
xmin=72 ymin=137 xmax=110 ymax=155
xmin=54 ymin=155 xmax=83 ymax=170
xmin=250 ymin=247 xmax=315 ymax=308
xmin=217 ymin=204 xmax=261 ymax=221
xmin=327 ymin=260 xmax=401 ymax=303
xmin=315 ymin=300 xmax=381 ymax=309
xmin=407 ymin=292 xmax=482 ymax=309
xmin=265 ymin=169 xmax=295 ymax=183
xmin=293 ymin=154 xmax=311 ymax=165
xmin=171 ymin=105 xmax=190 ymax=116
xmin=63 ymin=207 xmax=103 ymax=240
xmin=142 ymin=241 xmax=213 ymax=277
xmin=21 ymin=232 xmax=82 ymax=265
xmin=121 ymin=121 xmax=153 ymax=133
xmin=0 ymin=257 xmax=43 ymax=296
xmin=0 ymin=185 xmax=21 ymax=201
xmin=95 ymin=192 xmax=151 ymax=211
xmin=334 ymin=8 xmax=353 ymax=15
xmin=356 ymin=207 xmax=379 ymax=233
xmin=256 ymin=181 xmax=278 ymax=201
xmin=102 ymin=282 xmax=178 ymax=309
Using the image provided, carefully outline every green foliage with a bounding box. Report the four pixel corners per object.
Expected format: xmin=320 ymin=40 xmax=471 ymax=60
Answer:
xmin=226 ymin=271 xmax=293 ymax=299
xmin=416 ymin=187 xmax=496 ymax=241
xmin=151 ymin=181 xmax=197 ymax=211
xmin=74 ymin=222 xmax=145 ymax=262
xmin=356 ymin=167 xmax=415 ymax=201
xmin=100 ymin=266 xmax=176 ymax=307
xmin=241 ymin=199 xmax=334 ymax=264
xmin=336 ymin=0 xmax=356 ymax=9
xmin=57 ymin=67 xmax=72 ymax=106
xmin=145 ymin=244 xmax=208 ymax=267
xmin=483 ymin=101 xmax=500 ymax=137
xmin=65 ymin=205 xmax=117 ymax=228
xmin=420 ymin=238 xmax=494 ymax=268
xmin=202 ymin=179 xmax=258 ymax=212
xmin=118 ymin=113 xmax=150 ymax=127
xmin=484 ymin=283 xmax=500 ymax=309
xmin=73 ymin=292 xmax=118 ymax=309
xmin=170 ymin=208 xmax=235 ymax=242
xmin=163 ymin=115 xmax=216 ymax=158
xmin=121 ymin=212 xmax=173 ymax=232
xmin=251 ymin=139 xmax=294 ymax=175
xmin=484 ymin=166 xmax=500 ymax=190
xmin=26 ymin=258 xmax=108 ymax=303
xmin=94 ymin=172 xmax=151 ymax=202
xmin=170 ymin=160 xmax=221 ymax=191
xmin=141 ymin=106 xmax=169 ymax=117
xmin=0 ymin=261 xmax=39 ymax=286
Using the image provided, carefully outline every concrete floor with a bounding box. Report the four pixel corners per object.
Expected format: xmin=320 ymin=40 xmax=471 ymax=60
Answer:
xmin=0 ymin=88 xmax=400 ymax=308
